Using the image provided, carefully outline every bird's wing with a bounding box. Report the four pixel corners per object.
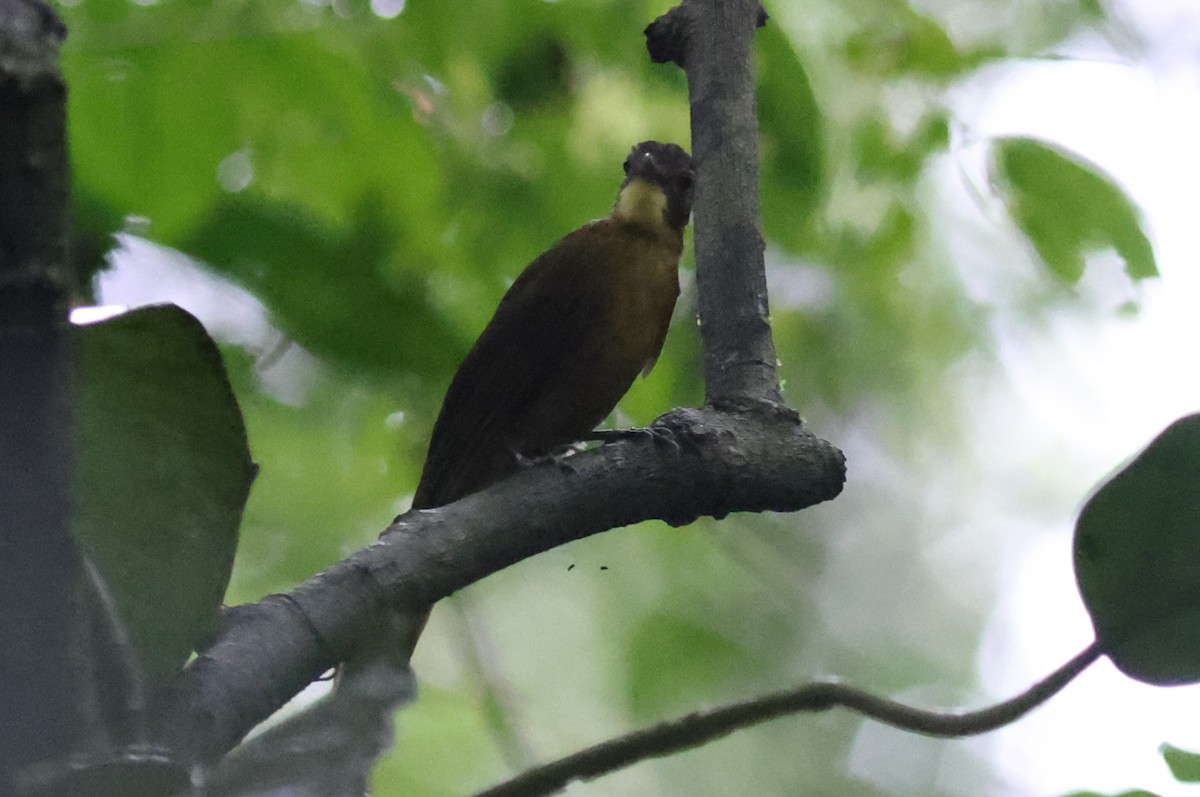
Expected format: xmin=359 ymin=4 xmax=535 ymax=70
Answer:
xmin=412 ymin=223 xmax=617 ymax=508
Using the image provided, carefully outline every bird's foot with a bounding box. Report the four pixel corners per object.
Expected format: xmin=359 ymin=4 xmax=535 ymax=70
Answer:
xmin=586 ymin=425 xmax=681 ymax=453
xmin=514 ymin=444 xmax=585 ymax=475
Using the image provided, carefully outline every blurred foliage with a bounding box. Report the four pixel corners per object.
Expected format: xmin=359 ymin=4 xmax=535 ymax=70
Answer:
xmin=56 ymin=0 xmax=1163 ymax=794
xmin=1161 ymin=743 xmax=1200 ymax=783
xmin=1059 ymin=742 xmax=1200 ymax=797
xmin=1062 ymin=791 xmax=1164 ymax=797
xmin=993 ymin=136 xmax=1158 ymax=283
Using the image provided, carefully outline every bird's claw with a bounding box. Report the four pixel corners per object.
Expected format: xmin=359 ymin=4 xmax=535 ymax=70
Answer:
xmin=513 ymin=444 xmax=583 ymax=475
xmin=587 ymin=425 xmax=682 ymax=454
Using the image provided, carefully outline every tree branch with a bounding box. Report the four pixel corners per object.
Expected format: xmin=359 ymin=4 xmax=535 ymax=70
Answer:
xmin=647 ymin=0 xmax=778 ymax=405
xmin=468 ymin=642 xmax=1103 ymax=797
xmin=169 ymin=406 xmax=845 ymax=764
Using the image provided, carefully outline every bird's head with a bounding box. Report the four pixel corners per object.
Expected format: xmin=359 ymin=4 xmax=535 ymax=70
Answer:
xmin=614 ymin=141 xmax=695 ymax=233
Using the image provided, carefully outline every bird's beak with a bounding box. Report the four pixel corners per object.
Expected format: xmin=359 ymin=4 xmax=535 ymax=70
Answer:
xmin=633 ymin=150 xmax=660 ymax=182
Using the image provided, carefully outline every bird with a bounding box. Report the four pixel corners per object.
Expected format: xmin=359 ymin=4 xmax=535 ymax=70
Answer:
xmin=412 ymin=140 xmax=695 ymax=511
xmin=339 ymin=142 xmax=695 ymax=677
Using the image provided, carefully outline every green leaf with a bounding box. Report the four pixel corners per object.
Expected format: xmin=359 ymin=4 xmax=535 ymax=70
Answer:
xmin=843 ymin=12 xmax=964 ymax=77
xmin=992 ymin=136 xmax=1157 ymax=284
xmin=182 ymin=193 xmax=465 ymax=380
xmin=757 ymin=24 xmax=824 ymax=251
xmin=1162 ymin=742 xmax=1200 ymax=782
xmin=1074 ymin=413 xmax=1200 ymax=684
xmin=75 ymin=304 xmax=255 ymax=685
xmin=64 ymin=25 xmax=443 ymax=245
xmin=855 ymin=111 xmax=950 ymax=184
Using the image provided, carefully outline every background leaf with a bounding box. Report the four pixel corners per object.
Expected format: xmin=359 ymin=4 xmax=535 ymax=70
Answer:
xmin=1161 ymin=742 xmax=1200 ymax=783
xmin=992 ymin=136 xmax=1158 ymax=283
xmin=182 ymin=194 xmax=464 ymax=380
xmin=757 ymin=23 xmax=825 ymax=252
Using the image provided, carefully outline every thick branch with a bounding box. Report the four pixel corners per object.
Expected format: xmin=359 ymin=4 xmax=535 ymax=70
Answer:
xmin=0 ymin=0 xmax=83 ymax=787
xmin=169 ymin=405 xmax=845 ymax=764
xmin=0 ymin=0 xmax=69 ymax=314
xmin=647 ymin=0 xmax=778 ymax=405
xmin=468 ymin=643 xmax=1103 ymax=797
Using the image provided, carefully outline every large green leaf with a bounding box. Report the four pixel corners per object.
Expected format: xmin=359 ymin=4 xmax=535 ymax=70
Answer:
xmin=63 ymin=11 xmax=445 ymax=246
xmin=75 ymin=304 xmax=255 ymax=684
xmin=992 ymin=136 xmax=1157 ymax=284
xmin=182 ymin=194 xmax=465 ymax=380
xmin=1074 ymin=414 xmax=1200 ymax=684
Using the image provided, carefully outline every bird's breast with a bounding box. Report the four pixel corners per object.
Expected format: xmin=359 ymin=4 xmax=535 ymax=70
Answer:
xmin=595 ymin=228 xmax=681 ymax=375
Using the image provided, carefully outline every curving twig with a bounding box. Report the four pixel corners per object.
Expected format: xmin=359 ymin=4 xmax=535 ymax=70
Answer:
xmin=469 ymin=642 xmax=1103 ymax=797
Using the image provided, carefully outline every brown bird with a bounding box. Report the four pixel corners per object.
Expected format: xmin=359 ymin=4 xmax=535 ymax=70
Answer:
xmin=412 ymin=140 xmax=695 ymax=510
xmin=337 ymin=142 xmax=695 ymax=674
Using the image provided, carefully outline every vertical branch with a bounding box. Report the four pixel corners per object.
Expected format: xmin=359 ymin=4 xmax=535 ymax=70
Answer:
xmin=0 ymin=0 xmax=82 ymax=787
xmin=646 ymin=0 xmax=779 ymax=407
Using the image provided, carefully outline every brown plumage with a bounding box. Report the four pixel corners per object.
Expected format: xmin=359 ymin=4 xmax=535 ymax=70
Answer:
xmin=413 ymin=141 xmax=695 ymax=510
xmin=337 ymin=142 xmax=696 ymax=672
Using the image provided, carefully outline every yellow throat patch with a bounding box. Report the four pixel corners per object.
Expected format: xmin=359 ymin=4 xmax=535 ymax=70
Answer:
xmin=614 ymin=178 xmax=669 ymax=231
